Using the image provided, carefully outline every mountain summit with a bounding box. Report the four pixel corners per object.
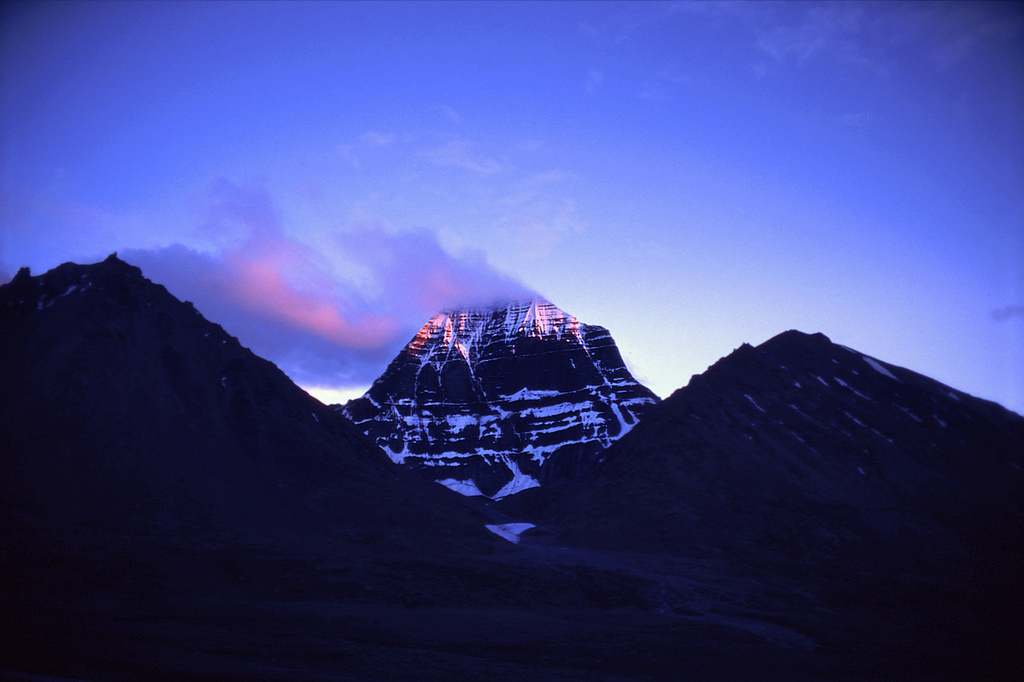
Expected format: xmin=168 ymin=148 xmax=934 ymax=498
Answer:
xmin=0 ymin=254 xmax=493 ymax=549
xmin=342 ymin=299 xmax=659 ymax=498
xmin=549 ymin=329 xmax=1024 ymax=560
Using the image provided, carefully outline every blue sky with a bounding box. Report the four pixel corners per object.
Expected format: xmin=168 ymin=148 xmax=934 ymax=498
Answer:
xmin=2 ymin=1 xmax=1023 ymax=412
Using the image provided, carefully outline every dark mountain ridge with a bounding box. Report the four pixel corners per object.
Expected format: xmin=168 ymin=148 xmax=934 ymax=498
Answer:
xmin=2 ymin=256 xmax=1022 ymax=679
xmin=534 ymin=329 xmax=1024 ymax=675
xmin=0 ymin=254 xmax=492 ymax=549
xmin=550 ymin=329 xmax=1024 ymax=559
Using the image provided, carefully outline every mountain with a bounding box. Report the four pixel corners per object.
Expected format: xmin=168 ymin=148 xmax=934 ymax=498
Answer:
xmin=548 ymin=329 xmax=1024 ymax=556
xmin=538 ymin=330 xmax=1024 ymax=675
xmin=342 ymin=299 xmax=660 ymax=498
xmin=0 ymin=256 xmax=571 ymax=679
xmin=0 ymin=256 xmax=820 ymax=681
xmin=0 ymin=254 xmax=492 ymax=549
xmin=4 ymin=257 xmax=1022 ymax=680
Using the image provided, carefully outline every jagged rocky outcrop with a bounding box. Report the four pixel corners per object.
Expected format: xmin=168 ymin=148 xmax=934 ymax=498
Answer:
xmin=342 ymin=300 xmax=660 ymax=498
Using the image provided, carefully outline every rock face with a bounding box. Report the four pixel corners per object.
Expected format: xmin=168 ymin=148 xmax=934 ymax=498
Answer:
xmin=342 ymin=300 xmax=660 ymax=498
xmin=540 ymin=330 xmax=1024 ymax=675
xmin=550 ymin=329 xmax=1024 ymax=558
xmin=0 ymin=255 xmax=494 ymax=549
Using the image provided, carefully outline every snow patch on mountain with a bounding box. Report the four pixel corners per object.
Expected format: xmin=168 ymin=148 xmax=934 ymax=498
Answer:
xmin=744 ymin=394 xmax=766 ymax=413
xmin=491 ymin=457 xmax=541 ymax=499
xmin=863 ymin=356 xmax=900 ymax=381
xmin=485 ymin=523 xmax=536 ymax=544
xmin=438 ymin=478 xmax=485 ymax=497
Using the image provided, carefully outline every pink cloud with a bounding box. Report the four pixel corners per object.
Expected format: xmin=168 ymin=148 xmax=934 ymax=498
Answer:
xmin=123 ymin=180 xmax=532 ymax=391
xmin=222 ymin=248 xmax=398 ymax=349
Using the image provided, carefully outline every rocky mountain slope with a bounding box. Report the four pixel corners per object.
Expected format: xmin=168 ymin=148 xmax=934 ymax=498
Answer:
xmin=342 ymin=299 xmax=659 ymax=498
xmin=0 ymin=256 xmax=565 ymax=679
xmin=536 ymin=330 xmax=1024 ymax=675
xmin=547 ymin=330 xmax=1024 ymax=554
xmin=0 ymin=254 xmax=492 ymax=550
xmin=3 ymin=257 xmax=1022 ymax=680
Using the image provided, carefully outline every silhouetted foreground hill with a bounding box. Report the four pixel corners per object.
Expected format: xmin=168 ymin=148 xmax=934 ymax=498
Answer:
xmin=542 ymin=330 xmax=1024 ymax=676
xmin=0 ymin=255 xmax=494 ymax=547
xmin=2 ymin=257 xmax=1022 ymax=680
xmin=553 ymin=330 xmax=1024 ymax=555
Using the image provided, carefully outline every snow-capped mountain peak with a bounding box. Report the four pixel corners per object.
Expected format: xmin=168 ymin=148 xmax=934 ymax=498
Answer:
xmin=501 ymin=298 xmax=583 ymax=341
xmin=408 ymin=299 xmax=585 ymax=362
xmin=342 ymin=298 xmax=659 ymax=498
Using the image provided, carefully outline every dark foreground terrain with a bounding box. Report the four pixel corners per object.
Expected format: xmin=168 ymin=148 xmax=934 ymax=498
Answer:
xmin=3 ymin=257 xmax=1023 ymax=680
xmin=0 ymin=536 xmax=824 ymax=681
xmin=4 ymin=525 xmax=1021 ymax=681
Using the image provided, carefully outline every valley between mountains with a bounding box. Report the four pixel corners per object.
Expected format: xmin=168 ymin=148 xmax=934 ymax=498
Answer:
xmin=2 ymin=255 xmax=1022 ymax=680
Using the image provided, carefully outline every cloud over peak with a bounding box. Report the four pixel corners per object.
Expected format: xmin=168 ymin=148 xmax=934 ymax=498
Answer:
xmin=124 ymin=181 xmax=532 ymax=391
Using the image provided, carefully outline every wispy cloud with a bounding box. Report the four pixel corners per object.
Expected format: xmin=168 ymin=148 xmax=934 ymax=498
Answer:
xmin=579 ymin=2 xmax=683 ymax=45
xmin=919 ymin=3 xmax=1022 ymax=72
xmin=124 ymin=180 xmax=532 ymax=391
xmin=337 ymin=130 xmax=399 ymax=167
xmin=480 ymin=167 xmax=583 ymax=259
xmin=323 ymin=220 xmax=535 ymax=313
xmin=993 ymin=305 xmax=1024 ymax=322
xmin=336 ymin=143 xmax=360 ymax=168
xmin=638 ymin=66 xmax=688 ymax=101
xmin=585 ymin=69 xmax=605 ymax=93
xmin=496 ymin=196 xmax=583 ymax=259
xmin=747 ymin=3 xmax=883 ymax=75
xmin=359 ymin=131 xmax=396 ymax=147
xmin=421 ymin=139 xmax=504 ymax=175
xmin=724 ymin=1 xmax=1022 ymax=78
xmin=520 ymin=169 xmax=573 ymax=187
xmin=438 ymin=104 xmax=463 ymax=123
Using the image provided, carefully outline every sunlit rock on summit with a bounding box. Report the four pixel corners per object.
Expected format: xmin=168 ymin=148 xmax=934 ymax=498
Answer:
xmin=341 ymin=299 xmax=660 ymax=498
